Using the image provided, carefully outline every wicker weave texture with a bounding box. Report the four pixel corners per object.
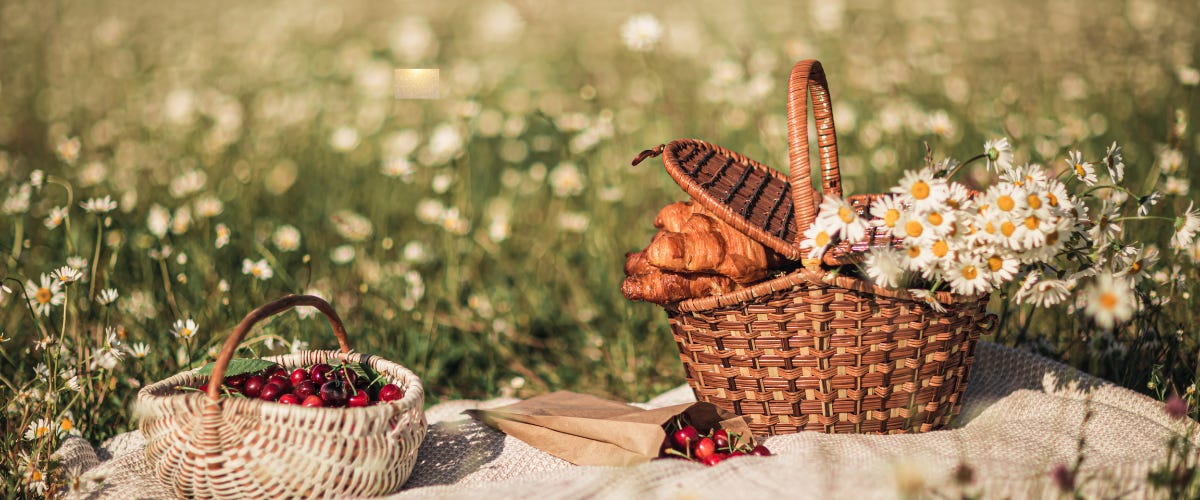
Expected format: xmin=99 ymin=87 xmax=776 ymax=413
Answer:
xmin=668 ymin=278 xmax=990 ymax=435
xmin=136 ymin=295 xmax=427 ymax=499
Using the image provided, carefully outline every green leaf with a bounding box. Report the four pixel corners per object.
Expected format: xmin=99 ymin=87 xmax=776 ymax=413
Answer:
xmin=350 ymin=360 xmax=383 ymax=386
xmin=197 ymin=358 xmax=277 ymax=378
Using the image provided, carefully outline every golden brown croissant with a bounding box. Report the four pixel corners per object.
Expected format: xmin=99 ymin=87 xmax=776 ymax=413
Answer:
xmin=645 ymin=202 xmax=779 ymax=284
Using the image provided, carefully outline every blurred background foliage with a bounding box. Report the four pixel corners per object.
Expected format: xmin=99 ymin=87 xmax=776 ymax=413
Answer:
xmin=2 ymin=0 xmax=1200 ymax=440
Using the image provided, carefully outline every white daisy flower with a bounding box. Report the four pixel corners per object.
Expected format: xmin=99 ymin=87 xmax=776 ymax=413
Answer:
xmin=25 ymin=274 xmax=65 ymax=317
xmin=1116 ymin=246 xmax=1158 ymax=281
xmin=947 ymin=256 xmax=991 ymax=296
xmin=1104 ymin=141 xmax=1124 ymax=182
xmin=1171 ymin=201 xmax=1200 ymax=251
xmin=982 ymin=182 xmax=1028 ymax=219
xmin=802 ymin=224 xmax=835 ymax=260
xmin=1043 ymin=179 xmax=1075 ymax=215
xmin=1083 ymin=273 xmax=1135 ymax=330
xmin=982 ymin=250 xmax=1020 ymax=286
xmin=80 ymin=195 xmax=117 ymax=214
xmin=983 ymin=137 xmax=1014 ymax=173
xmin=892 ymin=169 xmax=949 ymax=211
xmin=1090 ymin=201 xmax=1123 ymax=248
xmin=52 ymin=265 xmax=83 ymax=284
xmin=44 ymin=206 xmax=68 ymax=230
xmin=815 ymin=194 xmax=870 ymax=242
xmin=171 ymin=318 xmax=199 ymax=340
xmin=865 ymin=249 xmax=905 ymax=288
xmin=1002 ymin=163 xmax=1050 ymax=190
xmin=194 ymin=195 xmax=224 ymax=218
xmin=894 ymin=210 xmax=935 ymax=243
xmin=241 ymin=258 xmax=274 ymax=280
xmin=1066 ymin=150 xmax=1097 ymax=186
xmin=900 ymin=243 xmax=936 ymax=273
xmin=272 ymin=225 xmax=301 ymax=252
xmin=127 ymin=342 xmax=151 ymax=359
xmin=945 ymin=181 xmax=973 ymax=211
xmin=58 ymin=411 xmax=81 ymax=436
xmin=67 ymin=256 xmax=88 ymax=270
xmin=147 ymin=204 xmax=171 ymax=239
xmin=1022 ymin=276 xmax=1075 ymax=308
xmin=908 ymin=289 xmax=947 ymax=313
xmin=620 ymin=13 xmax=663 ymax=52
xmin=870 ymin=195 xmax=905 ymax=231
xmin=214 ymin=223 xmax=231 ymax=249
xmin=920 ymin=206 xmax=957 ymax=237
xmin=97 ymin=288 xmax=119 ymax=305
xmin=1138 ymin=192 xmax=1163 ymax=217
xmin=24 ymin=418 xmax=54 ymax=440
xmin=1013 ymin=212 xmax=1048 ymax=250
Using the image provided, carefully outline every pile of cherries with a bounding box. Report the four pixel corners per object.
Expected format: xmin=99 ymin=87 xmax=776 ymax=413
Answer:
xmin=193 ymin=362 xmax=404 ymax=408
xmin=660 ymin=417 xmax=771 ymax=466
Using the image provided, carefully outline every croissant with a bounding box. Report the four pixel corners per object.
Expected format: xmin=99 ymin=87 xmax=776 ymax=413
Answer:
xmin=621 ymin=256 xmax=738 ymax=304
xmin=645 ymin=202 xmax=779 ymax=284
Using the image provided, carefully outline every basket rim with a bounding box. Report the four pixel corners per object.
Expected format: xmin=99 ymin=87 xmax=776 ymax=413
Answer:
xmin=137 ymin=349 xmax=425 ymax=417
xmin=674 ymin=265 xmax=988 ymax=313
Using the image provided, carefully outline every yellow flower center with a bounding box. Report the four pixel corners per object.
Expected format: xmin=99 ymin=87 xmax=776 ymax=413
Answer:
xmin=1099 ymin=291 xmax=1118 ymax=310
xmin=1027 ymin=194 xmax=1042 ymax=209
xmin=988 ymin=256 xmax=1004 ymax=272
xmin=1074 ymin=163 xmax=1087 ymax=177
xmin=180 ymin=328 xmax=191 ymax=338
xmin=907 ymin=246 xmax=921 ymax=258
xmin=60 ymin=418 xmax=73 ymax=432
xmin=884 ymin=209 xmax=900 ymax=228
xmin=1047 ymin=193 xmax=1059 ymax=206
xmin=1131 ymin=261 xmax=1142 ymax=273
xmin=911 ymin=181 xmax=930 ymax=200
xmin=927 ymin=212 xmax=943 ymax=226
xmin=838 ymin=206 xmax=855 ymax=223
xmin=251 ymin=268 xmax=262 ymax=277
xmin=36 ymin=288 xmax=51 ymax=304
xmin=1024 ymin=216 xmax=1040 ymax=230
xmin=962 ymin=265 xmax=978 ymax=280
xmin=985 ymin=222 xmax=996 ymax=234
xmin=814 ymin=231 xmax=830 ymax=247
xmin=905 ymin=220 xmax=924 ymax=238
xmin=1001 ymin=221 xmax=1016 ymax=237
xmin=932 ymin=240 xmax=950 ymax=257
xmin=35 ymin=426 xmax=50 ymax=438
xmin=997 ymin=195 xmax=1015 ymax=212
xmin=31 ymin=470 xmax=43 ymax=481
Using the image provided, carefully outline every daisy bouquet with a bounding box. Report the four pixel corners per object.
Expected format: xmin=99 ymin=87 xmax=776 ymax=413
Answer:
xmin=803 ymin=137 xmax=1199 ymax=331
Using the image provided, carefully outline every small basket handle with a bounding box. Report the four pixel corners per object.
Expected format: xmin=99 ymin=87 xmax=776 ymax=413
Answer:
xmin=786 ymin=59 xmax=842 ymax=255
xmin=205 ymin=294 xmax=351 ymax=400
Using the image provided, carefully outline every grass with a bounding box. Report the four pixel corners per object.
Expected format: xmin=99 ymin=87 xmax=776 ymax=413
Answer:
xmin=1 ymin=0 xmax=1199 ymax=495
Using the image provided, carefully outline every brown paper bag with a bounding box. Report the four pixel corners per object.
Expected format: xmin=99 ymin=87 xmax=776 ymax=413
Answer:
xmin=464 ymin=391 xmax=753 ymax=466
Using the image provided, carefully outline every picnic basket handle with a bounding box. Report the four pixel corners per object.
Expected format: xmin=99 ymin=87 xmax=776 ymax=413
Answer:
xmin=787 ymin=59 xmax=842 ymax=252
xmin=205 ymin=294 xmax=351 ymax=400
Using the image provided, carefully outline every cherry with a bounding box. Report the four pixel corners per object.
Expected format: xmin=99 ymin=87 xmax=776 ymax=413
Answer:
xmin=309 ymin=363 xmax=333 ymax=385
xmin=290 ymin=368 xmax=309 ymax=386
xmin=348 ymin=390 xmax=370 ymax=407
xmin=672 ymin=425 xmax=698 ymax=451
xmin=242 ymin=375 xmax=266 ymax=398
xmin=225 ymin=374 xmax=246 ymax=388
xmin=730 ymin=451 xmax=746 ymax=457
xmin=702 ymin=453 xmax=727 ymax=466
xmin=750 ymin=445 xmax=771 ymax=457
xmin=267 ymin=365 xmax=288 ymax=379
xmin=259 ymin=382 xmax=285 ymax=401
xmin=198 ymin=384 xmax=209 ymax=392
xmin=713 ymin=429 xmax=730 ymax=450
xmin=695 ymin=438 xmax=716 ymax=460
xmin=268 ymin=374 xmax=292 ymax=392
xmin=301 ymin=395 xmax=324 ymax=407
xmin=278 ymin=394 xmax=300 ymax=405
xmin=320 ymin=380 xmax=349 ymax=407
xmin=378 ymin=383 xmax=404 ymax=402
xmin=333 ymin=367 xmax=358 ymax=386
xmin=293 ymin=380 xmax=318 ymax=399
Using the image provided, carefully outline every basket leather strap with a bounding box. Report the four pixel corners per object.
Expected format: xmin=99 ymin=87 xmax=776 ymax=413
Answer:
xmin=787 ymin=59 xmax=842 ymax=257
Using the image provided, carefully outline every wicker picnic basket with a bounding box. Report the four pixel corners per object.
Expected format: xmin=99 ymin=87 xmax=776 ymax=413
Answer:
xmin=137 ymin=295 xmax=427 ymax=498
xmin=637 ymin=60 xmax=997 ymax=435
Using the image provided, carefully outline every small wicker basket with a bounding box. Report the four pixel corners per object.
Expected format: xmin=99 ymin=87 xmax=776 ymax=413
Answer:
xmin=137 ymin=295 xmax=427 ymax=498
xmin=637 ymin=60 xmax=997 ymax=435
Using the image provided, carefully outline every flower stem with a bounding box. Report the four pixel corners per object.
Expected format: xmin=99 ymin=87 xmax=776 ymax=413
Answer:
xmin=88 ymin=222 xmax=103 ymax=302
xmin=1114 ymin=216 xmax=1176 ymax=223
xmin=944 ymin=153 xmax=988 ymax=180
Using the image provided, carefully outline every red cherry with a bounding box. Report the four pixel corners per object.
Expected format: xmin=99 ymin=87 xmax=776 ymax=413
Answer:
xmin=294 ymin=380 xmax=318 ymax=399
xmin=348 ymin=390 xmax=370 ymax=407
xmin=259 ymin=383 xmax=285 ymax=401
xmin=242 ymin=375 xmax=266 ymax=398
xmin=309 ymin=363 xmax=333 ymax=385
xmin=278 ymin=394 xmax=300 ymax=405
xmin=320 ymin=380 xmax=348 ymax=407
xmin=730 ymin=451 xmax=746 ymax=457
xmin=378 ymin=383 xmax=404 ymax=402
xmin=672 ymin=425 xmax=698 ymax=450
xmin=702 ymin=453 xmax=727 ymax=466
xmin=301 ymin=395 xmax=324 ymax=407
xmin=750 ymin=445 xmax=771 ymax=456
xmin=695 ymin=438 xmax=716 ymax=459
xmin=198 ymin=384 xmax=209 ymax=392
xmin=267 ymin=365 xmax=288 ymax=379
xmin=268 ymin=374 xmax=292 ymax=392
xmin=225 ymin=374 xmax=246 ymax=388
xmin=713 ymin=429 xmax=730 ymax=450
xmin=290 ymin=368 xmax=309 ymax=386
xmin=333 ymin=367 xmax=358 ymax=386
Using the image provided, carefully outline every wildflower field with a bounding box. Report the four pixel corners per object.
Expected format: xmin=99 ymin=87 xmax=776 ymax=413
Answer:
xmin=3 ymin=0 xmax=1200 ymax=495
